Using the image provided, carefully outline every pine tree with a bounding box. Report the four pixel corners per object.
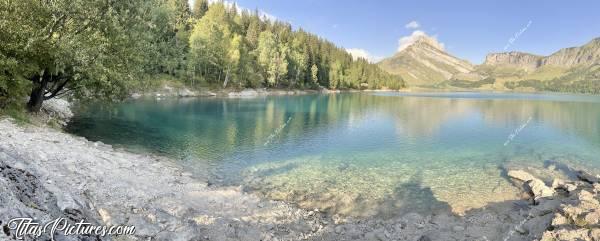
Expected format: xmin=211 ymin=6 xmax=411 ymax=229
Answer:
xmin=192 ymin=0 xmax=209 ymax=19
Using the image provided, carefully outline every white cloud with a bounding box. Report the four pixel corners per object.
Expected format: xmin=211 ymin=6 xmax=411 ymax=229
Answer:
xmin=405 ymin=21 xmax=420 ymax=29
xmin=397 ymin=30 xmax=445 ymax=52
xmin=345 ymin=48 xmax=382 ymax=63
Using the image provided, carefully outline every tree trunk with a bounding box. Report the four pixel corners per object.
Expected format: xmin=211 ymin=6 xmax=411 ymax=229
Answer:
xmin=223 ymin=68 xmax=229 ymax=88
xmin=27 ymin=75 xmax=48 ymax=113
xmin=218 ymin=70 xmax=222 ymax=83
xmin=295 ymin=67 xmax=300 ymax=88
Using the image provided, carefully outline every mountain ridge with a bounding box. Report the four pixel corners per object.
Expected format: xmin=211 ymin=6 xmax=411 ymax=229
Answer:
xmin=377 ymin=36 xmax=600 ymax=94
xmin=484 ymin=37 xmax=600 ymax=69
xmin=378 ymin=37 xmax=474 ymax=86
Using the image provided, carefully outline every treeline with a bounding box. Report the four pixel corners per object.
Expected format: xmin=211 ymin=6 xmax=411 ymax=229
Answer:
xmin=148 ymin=0 xmax=404 ymax=90
xmin=0 ymin=0 xmax=404 ymax=113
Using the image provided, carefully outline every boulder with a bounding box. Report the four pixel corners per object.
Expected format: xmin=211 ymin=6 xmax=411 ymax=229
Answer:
xmin=507 ymin=170 xmax=538 ymax=182
xmin=552 ymin=179 xmax=578 ymax=192
xmin=577 ymin=171 xmax=599 ymax=184
xmin=176 ymin=88 xmax=198 ymax=97
xmin=41 ymin=98 xmax=73 ymax=125
xmin=525 ymin=179 xmax=555 ymax=200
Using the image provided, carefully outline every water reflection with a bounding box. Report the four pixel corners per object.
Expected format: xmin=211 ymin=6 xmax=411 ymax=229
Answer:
xmin=68 ymin=92 xmax=600 ymax=217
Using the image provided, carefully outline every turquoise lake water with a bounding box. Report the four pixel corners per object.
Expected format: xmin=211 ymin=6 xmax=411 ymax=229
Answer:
xmin=67 ymin=92 xmax=600 ymax=217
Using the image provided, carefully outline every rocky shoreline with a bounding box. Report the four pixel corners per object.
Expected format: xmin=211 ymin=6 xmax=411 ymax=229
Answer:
xmin=130 ymin=84 xmax=393 ymax=100
xmin=1 ymin=118 xmax=600 ymax=240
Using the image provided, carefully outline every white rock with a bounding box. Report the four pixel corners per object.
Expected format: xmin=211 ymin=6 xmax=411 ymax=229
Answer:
xmin=41 ymin=98 xmax=73 ymax=125
xmin=507 ymin=170 xmax=538 ymax=182
xmin=526 ymin=179 xmax=555 ymax=200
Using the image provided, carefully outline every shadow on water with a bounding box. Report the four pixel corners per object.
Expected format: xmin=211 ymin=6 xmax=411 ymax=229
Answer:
xmin=246 ymin=165 xmax=454 ymax=219
xmin=374 ymin=170 xmax=452 ymax=219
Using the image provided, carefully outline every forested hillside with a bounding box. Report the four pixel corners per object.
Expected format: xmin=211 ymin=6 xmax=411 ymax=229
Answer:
xmin=0 ymin=0 xmax=404 ymax=113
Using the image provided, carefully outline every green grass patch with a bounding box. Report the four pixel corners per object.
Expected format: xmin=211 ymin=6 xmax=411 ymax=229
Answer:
xmin=0 ymin=104 xmax=30 ymax=125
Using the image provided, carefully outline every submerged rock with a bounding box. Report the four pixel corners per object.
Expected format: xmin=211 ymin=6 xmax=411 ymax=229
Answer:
xmin=507 ymin=169 xmax=555 ymax=201
xmin=507 ymin=169 xmax=538 ymax=182
xmin=577 ymin=170 xmax=600 ymax=184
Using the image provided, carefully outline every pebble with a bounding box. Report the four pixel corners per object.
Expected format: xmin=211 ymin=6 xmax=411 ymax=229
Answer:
xmin=515 ymin=226 xmax=528 ymax=235
xmin=452 ymin=225 xmax=465 ymax=232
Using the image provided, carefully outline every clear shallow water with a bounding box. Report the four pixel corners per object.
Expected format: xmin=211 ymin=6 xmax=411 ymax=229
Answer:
xmin=68 ymin=92 xmax=600 ymax=217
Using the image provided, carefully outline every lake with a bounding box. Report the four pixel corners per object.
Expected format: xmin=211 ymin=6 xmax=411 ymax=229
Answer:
xmin=67 ymin=92 xmax=600 ymax=218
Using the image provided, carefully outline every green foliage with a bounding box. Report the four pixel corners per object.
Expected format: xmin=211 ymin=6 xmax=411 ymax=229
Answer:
xmin=0 ymin=103 xmax=29 ymax=124
xmin=504 ymin=65 xmax=600 ymax=94
xmin=0 ymin=52 xmax=31 ymax=108
xmin=192 ymin=0 xmax=209 ymax=19
xmin=1 ymin=0 xmax=405 ymax=115
xmin=1 ymin=0 xmax=152 ymax=112
xmin=186 ymin=2 xmax=404 ymax=90
xmin=311 ymin=64 xmax=319 ymax=85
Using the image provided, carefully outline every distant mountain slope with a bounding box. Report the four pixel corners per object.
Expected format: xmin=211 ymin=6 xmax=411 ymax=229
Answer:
xmin=483 ymin=52 xmax=544 ymax=71
xmin=439 ymin=37 xmax=600 ymax=94
xmin=484 ymin=38 xmax=600 ymax=70
xmin=377 ymin=36 xmax=474 ymax=87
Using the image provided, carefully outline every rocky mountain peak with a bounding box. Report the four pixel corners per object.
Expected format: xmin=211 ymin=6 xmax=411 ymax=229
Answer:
xmin=484 ymin=37 xmax=600 ymax=70
xmin=484 ymin=52 xmax=543 ymax=70
xmin=379 ymin=34 xmax=473 ymax=86
xmin=403 ymin=35 xmax=445 ymax=52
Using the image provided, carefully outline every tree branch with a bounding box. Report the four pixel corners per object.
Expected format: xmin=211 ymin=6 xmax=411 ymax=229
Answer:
xmin=44 ymin=78 xmax=70 ymax=100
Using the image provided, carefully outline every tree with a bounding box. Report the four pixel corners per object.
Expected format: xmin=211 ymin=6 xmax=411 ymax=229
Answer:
xmin=256 ymin=31 xmax=288 ymax=87
xmin=1 ymin=0 xmax=406 ymax=113
xmin=311 ymin=64 xmax=319 ymax=85
xmin=143 ymin=0 xmax=192 ymax=78
xmin=224 ymin=34 xmax=242 ymax=88
xmin=289 ymin=38 xmax=309 ymax=88
xmin=189 ymin=3 xmax=231 ymax=85
xmin=192 ymin=0 xmax=209 ymax=19
xmin=245 ymin=16 xmax=261 ymax=49
xmin=0 ymin=0 xmax=150 ymax=112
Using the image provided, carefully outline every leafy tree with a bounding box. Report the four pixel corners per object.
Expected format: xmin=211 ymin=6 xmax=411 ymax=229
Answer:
xmin=224 ymin=34 xmax=242 ymax=88
xmin=289 ymin=38 xmax=309 ymax=88
xmin=0 ymin=0 xmax=150 ymax=112
xmin=1 ymin=0 xmax=407 ymax=113
xmin=189 ymin=3 xmax=231 ymax=85
xmin=257 ymin=31 xmax=288 ymax=87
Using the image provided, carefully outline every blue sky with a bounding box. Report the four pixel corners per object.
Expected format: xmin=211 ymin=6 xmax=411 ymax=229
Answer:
xmin=192 ymin=0 xmax=600 ymax=64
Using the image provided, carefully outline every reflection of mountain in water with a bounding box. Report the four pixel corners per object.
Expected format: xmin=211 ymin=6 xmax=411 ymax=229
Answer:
xmin=70 ymin=93 xmax=600 ymax=161
xmin=68 ymin=92 xmax=600 ymax=218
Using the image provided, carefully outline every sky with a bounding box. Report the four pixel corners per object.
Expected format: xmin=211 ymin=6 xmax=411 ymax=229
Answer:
xmin=190 ymin=0 xmax=600 ymax=64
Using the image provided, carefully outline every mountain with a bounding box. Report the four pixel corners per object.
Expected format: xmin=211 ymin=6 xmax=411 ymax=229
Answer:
xmin=437 ymin=37 xmax=600 ymax=93
xmin=377 ymin=36 xmax=474 ymax=87
xmin=377 ymin=36 xmax=600 ymax=93
xmin=484 ymin=38 xmax=600 ymax=69
xmin=483 ymin=52 xmax=543 ymax=71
